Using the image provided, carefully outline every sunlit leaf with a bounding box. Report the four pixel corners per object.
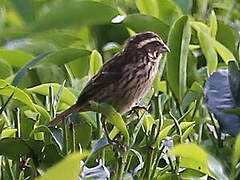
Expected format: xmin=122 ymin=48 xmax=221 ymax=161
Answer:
xmin=32 ymin=1 xmax=118 ymax=32
xmin=136 ymin=0 xmax=159 ymax=18
xmin=142 ymin=113 xmax=155 ymax=134
xmin=0 ymin=79 xmax=50 ymax=120
xmin=0 ymin=49 xmax=33 ymax=67
xmin=181 ymin=125 xmax=195 ymax=142
xmin=39 ymin=152 xmax=88 ymax=180
xmin=1 ymin=128 xmax=17 ymax=138
xmin=169 ymin=143 xmax=213 ymax=176
xmin=156 ymin=124 xmax=174 ymax=145
xmin=89 ymin=50 xmax=103 ymax=77
xmin=167 ymin=15 xmax=191 ymax=102
xmin=90 ymin=101 xmax=129 ymax=143
xmin=198 ymin=31 xmax=218 ymax=75
xmin=27 ymin=83 xmax=77 ymax=106
xmin=209 ymin=10 xmax=217 ymax=38
xmin=232 ymin=133 xmax=240 ymax=167
xmin=213 ymin=40 xmax=235 ymax=63
xmin=157 ymin=0 xmax=182 ymax=24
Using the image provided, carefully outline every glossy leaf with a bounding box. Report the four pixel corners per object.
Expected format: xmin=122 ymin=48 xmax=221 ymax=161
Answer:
xmin=214 ymin=40 xmax=235 ymax=63
xmin=32 ymin=1 xmax=118 ymax=32
xmin=1 ymin=128 xmax=17 ymax=138
xmin=169 ymin=143 xmax=213 ymax=176
xmin=232 ymin=133 xmax=240 ymax=167
xmin=142 ymin=113 xmax=155 ymax=134
xmin=89 ymin=50 xmax=103 ymax=77
xmin=209 ymin=10 xmax=217 ymax=38
xmin=122 ymin=14 xmax=170 ymax=42
xmin=39 ymin=152 xmax=88 ymax=180
xmin=0 ymin=59 xmax=13 ymax=79
xmin=157 ymin=0 xmax=182 ymax=25
xmin=90 ymin=101 xmax=129 ymax=142
xmin=0 ymin=79 xmax=50 ymax=120
xmin=156 ymin=124 xmax=174 ymax=145
xmin=89 ymin=136 xmax=109 ymax=156
xmin=181 ymin=125 xmax=195 ymax=142
xmin=208 ymin=155 xmax=229 ymax=180
xmin=136 ymin=0 xmax=159 ymax=18
xmin=40 ymin=48 xmax=91 ymax=65
xmin=27 ymin=83 xmax=77 ymax=106
xmin=216 ymin=21 xmax=238 ymax=53
xmin=0 ymin=49 xmax=33 ymax=67
xmin=167 ymin=15 xmax=191 ymax=102
xmin=12 ymin=52 xmax=50 ymax=86
xmin=198 ymin=31 xmax=218 ymax=75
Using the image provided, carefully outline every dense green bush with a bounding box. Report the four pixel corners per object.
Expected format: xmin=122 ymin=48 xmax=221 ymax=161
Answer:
xmin=0 ymin=0 xmax=240 ymax=179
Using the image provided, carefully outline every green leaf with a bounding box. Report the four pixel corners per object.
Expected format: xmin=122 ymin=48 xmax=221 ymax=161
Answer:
xmin=209 ymin=10 xmax=217 ymax=38
xmin=169 ymin=143 xmax=212 ymax=176
xmin=27 ymin=83 xmax=77 ymax=106
xmin=181 ymin=125 xmax=195 ymax=142
xmin=0 ymin=79 xmax=50 ymax=120
xmin=122 ymin=14 xmax=170 ymax=42
xmin=180 ymin=122 xmax=195 ymax=131
xmin=198 ymin=31 xmax=218 ymax=75
xmin=208 ymin=155 xmax=229 ymax=180
xmin=167 ymin=15 xmax=191 ymax=102
xmin=1 ymin=128 xmax=17 ymax=138
xmin=12 ymin=52 xmax=50 ymax=86
xmin=232 ymin=133 xmax=240 ymax=167
xmin=173 ymin=0 xmax=193 ymax=14
xmin=0 ymin=49 xmax=33 ymax=67
xmin=142 ymin=113 xmax=155 ymax=134
xmin=40 ymin=48 xmax=91 ymax=65
xmin=32 ymin=1 xmax=118 ymax=32
xmin=136 ymin=0 xmax=159 ymax=18
xmin=39 ymin=152 xmax=88 ymax=180
xmin=213 ymin=40 xmax=235 ymax=63
xmin=10 ymin=0 xmax=35 ymax=23
xmin=0 ymin=138 xmax=44 ymax=161
xmin=89 ymin=50 xmax=103 ymax=77
xmin=216 ymin=21 xmax=238 ymax=53
xmin=191 ymin=21 xmax=210 ymax=34
xmin=90 ymin=101 xmax=129 ymax=143
xmin=156 ymin=124 xmax=174 ymax=145
xmin=157 ymin=0 xmax=182 ymax=24
xmin=0 ymin=59 xmax=13 ymax=79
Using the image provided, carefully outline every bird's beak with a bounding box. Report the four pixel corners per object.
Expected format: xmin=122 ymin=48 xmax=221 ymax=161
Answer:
xmin=160 ymin=43 xmax=170 ymax=53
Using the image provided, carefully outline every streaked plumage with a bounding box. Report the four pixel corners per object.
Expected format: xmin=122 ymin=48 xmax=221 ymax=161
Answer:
xmin=49 ymin=31 xmax=170 ymax=127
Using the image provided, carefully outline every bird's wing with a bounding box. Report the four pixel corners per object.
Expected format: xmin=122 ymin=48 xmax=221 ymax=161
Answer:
xmin=76 ymin=52 xmax=125 ymax=104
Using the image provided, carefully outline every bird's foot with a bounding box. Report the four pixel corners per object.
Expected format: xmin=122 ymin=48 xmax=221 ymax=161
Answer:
xmin=130 ymin=105 xmax=148 ymax=114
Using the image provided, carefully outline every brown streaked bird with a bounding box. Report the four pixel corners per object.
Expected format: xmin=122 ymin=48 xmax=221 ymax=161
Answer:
xmin=49 ymin=31 xmax=170 ymax=127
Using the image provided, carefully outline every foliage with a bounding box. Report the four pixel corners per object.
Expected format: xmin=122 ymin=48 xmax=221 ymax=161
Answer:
xmin=0 ymin=0 xmax=240 ymax=179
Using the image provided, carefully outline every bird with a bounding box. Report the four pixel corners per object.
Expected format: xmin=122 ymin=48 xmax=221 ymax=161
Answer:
xmin=48 ymin=31 xmax=170 ymax=127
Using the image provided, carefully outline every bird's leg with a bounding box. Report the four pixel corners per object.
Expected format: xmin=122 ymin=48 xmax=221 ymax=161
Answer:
xmin=101 ymin=117 xmax=126 ymax=150
xmin=130 ymin=105 xmax=148 ymax=114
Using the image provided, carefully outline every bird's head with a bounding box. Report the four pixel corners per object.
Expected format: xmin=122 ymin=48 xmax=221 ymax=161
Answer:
xmin=124 ymin=31 xmax=170 ymax=61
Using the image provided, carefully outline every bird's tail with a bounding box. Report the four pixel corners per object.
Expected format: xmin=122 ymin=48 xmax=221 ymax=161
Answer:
xmin=48 ymin=104 xmax=81 ymax=127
